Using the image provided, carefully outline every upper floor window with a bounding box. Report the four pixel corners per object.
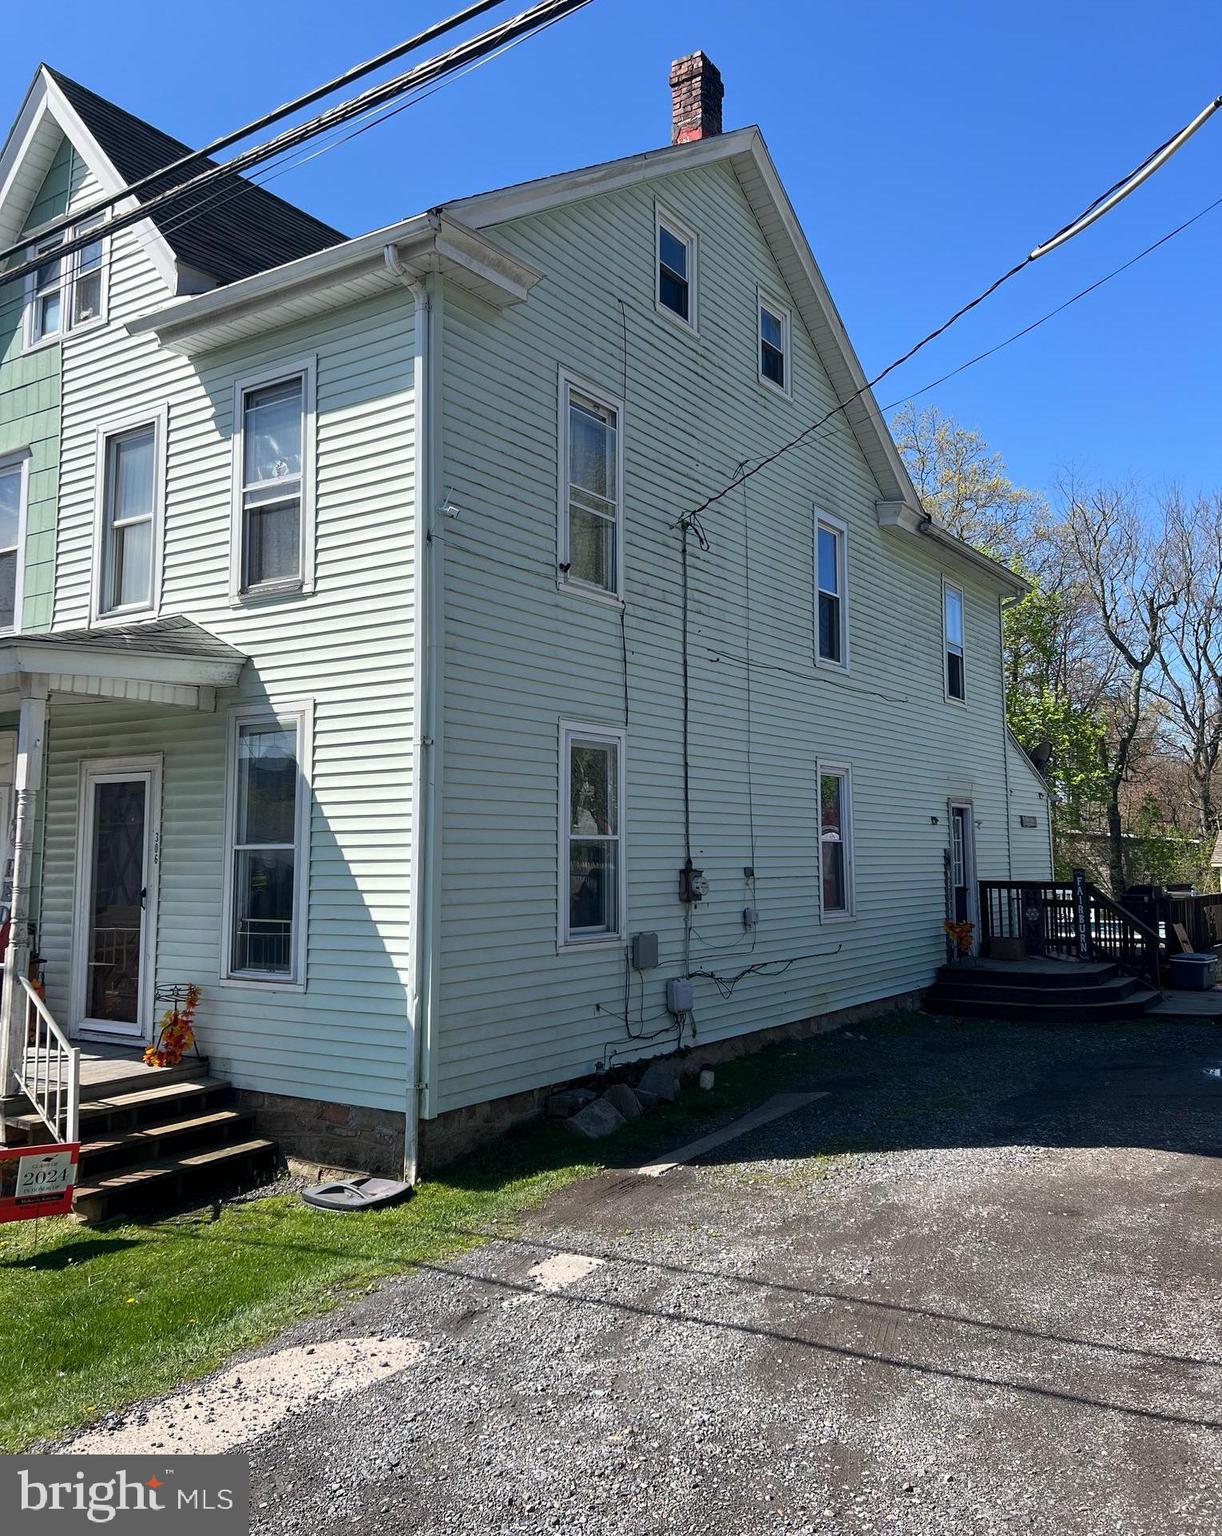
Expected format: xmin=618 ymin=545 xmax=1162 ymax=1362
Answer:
xmin=561 ymin=722 xmax=625 ymax=946
xmin=94 ymin=408 xmax=165 ymax=621
xmin=0 ymin=453 xmax=28 ymax=633
xmin=559 ymin=372 xmax=622 ymax=599
xmin=231 ymin=360 xmax=315 ymax=601
xmin=944 ymin=580 xmax=966 ymax=701
xmin=816 ymin=513 xmax=847 ymax=668
xmin=656 ymin=206 xmax=696 ymax=329
xmin=24 ymin=218 xmax=107 ymax=346
xmin=759 ymin=290 xmax=791 ymax=393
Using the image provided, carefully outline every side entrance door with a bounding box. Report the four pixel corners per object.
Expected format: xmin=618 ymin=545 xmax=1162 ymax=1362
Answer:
xmin=72 ymin=758 xmax=161 ymax=1041
xmin=948 ymin=801 xmax=977 ymax=935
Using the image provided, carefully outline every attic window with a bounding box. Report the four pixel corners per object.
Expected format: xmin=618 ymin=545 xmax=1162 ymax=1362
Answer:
xmin=656 ymin=207 xmax=696 ymax=329
xmin=23 ymin=217 xmax=108 ymax=347
xmin=759 ymin=290 xmax=790 ymax=393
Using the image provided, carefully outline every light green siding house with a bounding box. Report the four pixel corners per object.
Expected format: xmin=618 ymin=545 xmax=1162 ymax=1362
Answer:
xmin=0 ymin=58 xmax=1051 ymax=1176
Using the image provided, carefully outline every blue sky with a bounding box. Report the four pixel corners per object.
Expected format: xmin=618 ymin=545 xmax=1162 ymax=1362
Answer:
xmin=4 ymin=0 xmax=1221 ymax=497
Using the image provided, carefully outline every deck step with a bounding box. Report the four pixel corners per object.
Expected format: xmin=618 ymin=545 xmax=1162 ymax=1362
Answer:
xmin=937 ymin=961 xmax=1120 ymax=990
xmin=9 ymin=1077 xmax=232 ymax=1144
xmin=926 ymin=987 xmax=1162 ymax=1022
xmin=78 ymin=1108 xmax=255 ymax=1175
xmin=928 ymin=976 xmax=1147 ymax=1007
xmin=74 ymin=1137 xmax=277 ymax=1222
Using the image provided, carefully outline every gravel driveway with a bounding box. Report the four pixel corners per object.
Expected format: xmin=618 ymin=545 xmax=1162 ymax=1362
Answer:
xmin=70 ymin=1012 xmax=1222 ymax=1535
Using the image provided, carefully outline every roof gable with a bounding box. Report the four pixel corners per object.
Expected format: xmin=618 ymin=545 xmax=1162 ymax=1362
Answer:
xmin=0 ymin=66 xmax=344 ymax=292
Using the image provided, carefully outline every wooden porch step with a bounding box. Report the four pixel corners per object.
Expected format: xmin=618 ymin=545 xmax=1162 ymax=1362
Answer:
xmin=78 ymin=1107 xmax=256 ymax=1175
xmin=925 ymin=986 xmax=1162 ymax=1022
xmin=8 ymin=1077 xmax=230 ymax=1143
xmin=74 ymin=1137 xmax=278 ymax=1223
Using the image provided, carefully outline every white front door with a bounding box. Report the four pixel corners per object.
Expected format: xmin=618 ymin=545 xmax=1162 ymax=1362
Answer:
xmin=72 ymin=758 xmax=161 ymax=1040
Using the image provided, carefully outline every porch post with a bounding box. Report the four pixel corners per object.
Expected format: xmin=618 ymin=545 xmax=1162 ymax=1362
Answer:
xmin=0 ymin=683 xmax=47 ymax=1104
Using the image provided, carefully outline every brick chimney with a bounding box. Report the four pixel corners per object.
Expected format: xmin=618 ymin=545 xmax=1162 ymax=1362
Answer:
xmin=669 ymin=52 xmax=724 ymax=145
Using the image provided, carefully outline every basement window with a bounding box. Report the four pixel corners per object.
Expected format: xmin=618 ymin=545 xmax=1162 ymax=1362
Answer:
xmin=656 ymin=206 xmax=696 ymax=329
xmin=944 ymin=579 xmax=966 ymax=701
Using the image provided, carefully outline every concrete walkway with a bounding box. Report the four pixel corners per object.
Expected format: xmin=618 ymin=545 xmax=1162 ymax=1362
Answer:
xmin=67 ymin=1013 xmax=1222 ymax=1535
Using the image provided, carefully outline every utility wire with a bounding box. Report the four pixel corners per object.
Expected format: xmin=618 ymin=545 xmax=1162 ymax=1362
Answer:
xmin=1 ymin=0 xmax=595 ymax=291
xmin=1 ymin=0 xmax=507 ymax=264
xmin=674 ymin=91 xmax=1222 ymax=530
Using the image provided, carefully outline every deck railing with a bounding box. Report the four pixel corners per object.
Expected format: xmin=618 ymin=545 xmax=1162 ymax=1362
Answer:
xmin=979 ymin=873 xmax=1162 ymax=985
xmin=16 ymin=976 xmax=79 ymax=1144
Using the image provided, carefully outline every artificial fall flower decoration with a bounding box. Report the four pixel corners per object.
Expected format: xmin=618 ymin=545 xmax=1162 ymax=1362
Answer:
xmin=943 ymin=918 xmax=975 ymax=956
xmin=143 ymin=984 xmax=201 ymax=1068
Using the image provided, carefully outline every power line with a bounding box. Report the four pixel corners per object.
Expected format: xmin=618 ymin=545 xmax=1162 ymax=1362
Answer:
xmin=673 ymin=92 xmax=1222 ymax=530
xmin=0 ymin=0 xmax=507 ymax=265
xmin=1 ymin=0 xmax=596 ymax=291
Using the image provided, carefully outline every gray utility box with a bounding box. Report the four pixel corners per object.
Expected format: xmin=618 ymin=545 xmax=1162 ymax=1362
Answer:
xmin=1169 ymin=952 xmax=1218 ymax=991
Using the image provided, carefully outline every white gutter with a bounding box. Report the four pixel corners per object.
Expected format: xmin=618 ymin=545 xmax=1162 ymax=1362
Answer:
xmin=392 ymin=250 xmax=445 ymax=1185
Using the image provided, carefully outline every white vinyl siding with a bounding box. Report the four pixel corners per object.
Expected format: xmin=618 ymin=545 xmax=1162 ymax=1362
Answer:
xmin=0 ymin=453 xmax=29 ymax=633
xmin=560 ymin=722 xmax=625 ymax=946
xmin=433 ymin=156 xmax=1045 ymax=1117
xmin=230 ymin=358 xmax=316 ymax=601
xmin=44 ymin=209 xmax=416 ymax=1114
xmin=558 ymin=372 xmax=623 ymax=599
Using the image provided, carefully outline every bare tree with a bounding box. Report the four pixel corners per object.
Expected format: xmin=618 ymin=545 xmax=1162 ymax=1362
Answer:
xmin=1063 ymin=481 xmax=1180 ymax=894
xmin=1154 ymin=491 xmax=1222 ymax=851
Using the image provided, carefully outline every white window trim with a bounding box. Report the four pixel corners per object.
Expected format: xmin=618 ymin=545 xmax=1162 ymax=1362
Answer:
xmin=219 ymin=699 xmax=313 ymax=991
xmin=89 ymin=404 xmax=167 ymax=627
xmin=557 ymin=368 xmax=626 ymax=604
xmin=654 ymin=201 xmax=698 ymax=335
xmin=0 ymin=449 xmax=30 ymax=636
xmin=814 ymin=509 xmax=849 ymax=673
xmin=757 ymin=284 xmax=792 ymax=397
xmin=229 ymin=356 xmax=317 ymax=605
xmin=817 ymin=760 xmax=855 ymax=922
xmin=943 ymin=576 xmax=967 ymax=705
xmin=558 ymin=720 xmax=627 ymax=951
xmin=21 ymin=217 xmax=109 ymax=351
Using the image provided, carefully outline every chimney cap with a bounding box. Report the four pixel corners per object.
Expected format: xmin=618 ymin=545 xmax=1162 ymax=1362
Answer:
xmin=669 ymin=51 xmax=724 ymax=145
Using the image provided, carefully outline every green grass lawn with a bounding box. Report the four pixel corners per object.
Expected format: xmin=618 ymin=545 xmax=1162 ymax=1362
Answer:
xmin=0 ymin=1029 xmax=845 ymax=1451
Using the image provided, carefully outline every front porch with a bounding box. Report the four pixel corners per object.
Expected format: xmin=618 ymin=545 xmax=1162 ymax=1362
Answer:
xmin=0 ymin=616 xmax=245 ymax=1151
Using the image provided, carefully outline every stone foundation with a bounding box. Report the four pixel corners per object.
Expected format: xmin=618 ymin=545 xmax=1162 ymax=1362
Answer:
xmin=242 ymin=989 xmax=923 ymax=1178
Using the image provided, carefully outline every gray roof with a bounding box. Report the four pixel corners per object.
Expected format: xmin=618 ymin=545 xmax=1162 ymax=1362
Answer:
xmin=25 ymin=615 xmax=245 ymax=663
xmin=47 ymin=67 xmax=345 ymax=285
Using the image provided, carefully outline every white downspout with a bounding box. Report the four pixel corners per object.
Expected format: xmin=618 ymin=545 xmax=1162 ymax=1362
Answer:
xmin=386 ymin=242 xmax=443 ymax=1185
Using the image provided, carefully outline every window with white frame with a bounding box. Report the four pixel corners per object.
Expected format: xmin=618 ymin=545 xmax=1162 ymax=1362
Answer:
xmin=818 ymin=764 xmax=853 ymax=918
xmin=944 ymin=580 xmax=966 ymax=700
xmin=232 ymin=362 xmax=314 ymax=598
xmin=97 ymin=415 xmax=162 ymax=618
xmin=0 ymin=454 xmax=28 ymax=633
xmin=24 ymin=218 xmax=107 ymax=346
xmin=816 ymin=514 xmax=847 ymax=666
xmin=656 ymin=208 xmax=696 ymax=328
xmin=560 ymin=375 xmax=622 ymax=597
xmin=759 ymin=291 xmax=790 ymax=392
xmin=225 ymin=706 xmax=310 ymax=982
xmin=561 ymin=723 xmax=624 ymax=944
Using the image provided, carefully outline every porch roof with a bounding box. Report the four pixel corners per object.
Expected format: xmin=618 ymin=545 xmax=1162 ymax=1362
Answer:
xmin=0 ymin=616 xmax=246 ymax=710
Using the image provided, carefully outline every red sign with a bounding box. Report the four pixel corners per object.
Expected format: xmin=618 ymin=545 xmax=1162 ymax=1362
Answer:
xmin=0 ymin=1141 xmax=80 ymax=1221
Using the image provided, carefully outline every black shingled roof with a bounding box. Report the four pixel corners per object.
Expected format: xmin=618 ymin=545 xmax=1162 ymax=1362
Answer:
xmin=46 ymin=67 xmax=346 ymax=285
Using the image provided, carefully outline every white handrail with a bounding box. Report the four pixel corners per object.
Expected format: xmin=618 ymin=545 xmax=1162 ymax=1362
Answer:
xmin=16 ymin=977 xmax=79 ymax=1145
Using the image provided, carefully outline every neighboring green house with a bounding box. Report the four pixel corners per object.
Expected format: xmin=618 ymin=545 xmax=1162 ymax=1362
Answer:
xmin=0 ymin=55 xmax=1052 ymax=1180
